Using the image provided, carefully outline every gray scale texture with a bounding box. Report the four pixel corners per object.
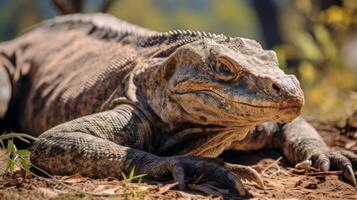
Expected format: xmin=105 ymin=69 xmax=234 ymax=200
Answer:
xmin=0 ymin=13 xmax=356 ymax=195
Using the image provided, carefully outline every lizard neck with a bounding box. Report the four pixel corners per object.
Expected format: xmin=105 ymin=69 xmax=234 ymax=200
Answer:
xmin=155 ymin=126 xmax=252 ymax=157
xmin=129 ymin=58 xmax=184 ymax=129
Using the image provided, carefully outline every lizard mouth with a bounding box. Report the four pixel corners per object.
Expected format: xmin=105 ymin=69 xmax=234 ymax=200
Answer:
xmin=173 ymin=89 xmax=301 ymax=124
xmin=175 ymin=89 xmax=300 ymax=110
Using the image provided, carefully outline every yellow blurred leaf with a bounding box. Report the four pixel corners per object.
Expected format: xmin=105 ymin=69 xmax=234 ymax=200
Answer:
xmin=299 ymin=61 xmax=316 ymax=84
xmin=314 ymin=25 xmax=339 ymax=68
xmin=273 ymin=46 xmax=287 ymax=69
xmin=320 ymin=6 xmax=350 ymax=26
xmin=294 ymin=32 xmax=322 ymax=62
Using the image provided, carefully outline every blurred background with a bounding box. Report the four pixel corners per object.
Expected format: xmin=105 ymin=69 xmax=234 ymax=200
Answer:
xmin=0 ymin=0 xmax=356 ymax=120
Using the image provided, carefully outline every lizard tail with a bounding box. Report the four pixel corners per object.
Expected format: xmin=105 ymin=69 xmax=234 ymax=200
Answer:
xmin=0 ymin=59 xmax=12 ymax=120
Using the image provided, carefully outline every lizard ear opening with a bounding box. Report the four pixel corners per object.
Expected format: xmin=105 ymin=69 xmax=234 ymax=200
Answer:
xmin=160 ymin=48 xmax=186 ymax=81
xmin=159 ymin=54 xmax=178 ymax=81
xmin=158 ymin=46 xmax=202 ymax=81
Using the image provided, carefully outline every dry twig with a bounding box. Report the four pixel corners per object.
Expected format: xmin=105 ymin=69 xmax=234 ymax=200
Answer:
xmin=261 ymin=157 xmax=283 ymax=177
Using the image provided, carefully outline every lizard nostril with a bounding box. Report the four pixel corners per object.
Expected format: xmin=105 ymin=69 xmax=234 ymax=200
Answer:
xmin=272 ymin=83 xmax=281 ymax=93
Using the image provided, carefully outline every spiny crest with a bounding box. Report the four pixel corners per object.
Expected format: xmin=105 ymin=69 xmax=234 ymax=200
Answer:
xmin=43 ymin=19 xmax=137 ymax=42
xmin=139 ymin=29 xmax=234 ymax=47
xmin=40 ymin=14 xmax=243 ymax=52
xmin=40 ymin=13 xmax=158 ymax=43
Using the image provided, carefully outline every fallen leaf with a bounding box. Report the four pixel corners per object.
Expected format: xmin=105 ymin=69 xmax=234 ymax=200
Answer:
xmin=158 ymin=182 xmax=178 ymax=194
xmin=100 ymin=186 xmax=121 ymax=195
xmin=61 ymin=174 xmax=88 ymax=183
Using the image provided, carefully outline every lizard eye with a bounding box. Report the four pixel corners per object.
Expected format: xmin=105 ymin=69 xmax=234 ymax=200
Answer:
xmin=219 ymin=64 xmax=232 ymax=74
xmin=213 ymin=62 xmax=237 ymax=81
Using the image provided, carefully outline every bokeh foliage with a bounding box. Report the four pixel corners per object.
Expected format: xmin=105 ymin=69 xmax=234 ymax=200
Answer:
xmin=0 ymin=0 xmax=356 ymax=120
xmin=277 ymin=0 xmax=357 ymax=119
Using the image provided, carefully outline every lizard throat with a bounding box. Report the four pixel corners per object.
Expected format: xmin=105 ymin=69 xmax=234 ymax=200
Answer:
xmin=155 ymin=126 xmax=252 ymax=157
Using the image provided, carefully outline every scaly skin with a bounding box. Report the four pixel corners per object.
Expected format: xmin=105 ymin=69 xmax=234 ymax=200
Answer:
xmin=0 ymin=14 xmax=356 ymax=195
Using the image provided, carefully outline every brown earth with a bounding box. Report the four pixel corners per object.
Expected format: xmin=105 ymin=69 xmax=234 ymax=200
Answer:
xmin=0 ymin=117 xmax=356 ymax=200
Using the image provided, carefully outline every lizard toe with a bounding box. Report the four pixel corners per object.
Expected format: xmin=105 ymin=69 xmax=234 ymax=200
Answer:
xmin=225 ymin=163 xmax=264 ymax=189
xmin=311 ymin=153 xmax=330 ymax=171
xmin=328 ymin=151 xmax=356 ymax=186
xmin=295 ymin=159 xmax=312 ymax=170
xmin=296 ymin=150 xmax=356 ymax=186
xmin=163 ymin=156 xmax=247 ymax=196
xmin=171 ymin=164 xmax=186 ymax=190
xmin=341 ymin=150 xmax=357 ymax=170
xmin=343 ymin=165 xmax=356 ymax=187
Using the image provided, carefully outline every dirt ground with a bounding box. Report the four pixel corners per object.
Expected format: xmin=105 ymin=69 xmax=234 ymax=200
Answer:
xmin=0 ymin=117 xmax=356 ymax=200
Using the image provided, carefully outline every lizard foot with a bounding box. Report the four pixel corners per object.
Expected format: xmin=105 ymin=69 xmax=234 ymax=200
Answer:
xmin=145 ymin=156 xmax=247 ymax=196
xmin=224 ymin=163 xmax=264 ymax=189
xmin=295 ymin=150 xmax=357 ymax=186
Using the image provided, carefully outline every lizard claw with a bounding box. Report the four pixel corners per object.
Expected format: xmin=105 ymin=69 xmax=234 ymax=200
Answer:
xmin=343 ymin=165 xmax=356 ymax=187
xmin=225 ymin=163 xmax=264 ymax=189
xmin=171 ymin=164 xmax=186 ymax=190
xmin=306 ymin=150 xmax=357 ymax=186
xmin=319 ymin=160 xmax=330 ymax=172
xmin=295 ymin=159 xmax=312 ymax=170
xmin=153 ymin=156 xmax=247 ymax=196
xmin=295 ymin=158 xmax=330 ymax=172
xmin=311 ymin=153 xmax=330 ymax=171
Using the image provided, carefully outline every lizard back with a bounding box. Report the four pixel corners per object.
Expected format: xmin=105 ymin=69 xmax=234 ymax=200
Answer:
xmin=2 ymin=14 xmax=156 ymax=135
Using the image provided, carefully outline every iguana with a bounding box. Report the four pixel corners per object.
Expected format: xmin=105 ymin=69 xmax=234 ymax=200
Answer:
xmin=0 ymin=14 xmax=356 ymax=196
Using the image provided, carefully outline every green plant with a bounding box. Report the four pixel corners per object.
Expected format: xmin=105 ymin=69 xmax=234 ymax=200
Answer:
xmin=0 ymin=133 xmax=37 ymax=175
xmin=121 ymin=168 xmax=146 ymax=185
xmin=121 ymin=168 xmax=148 ymax=199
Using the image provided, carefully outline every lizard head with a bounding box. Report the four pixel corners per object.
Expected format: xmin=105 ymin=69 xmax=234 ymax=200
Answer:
xmin=145 ymin=37 xmax=304 ymax=128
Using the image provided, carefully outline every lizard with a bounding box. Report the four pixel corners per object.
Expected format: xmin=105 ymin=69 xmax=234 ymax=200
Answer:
xmin=0 ymin=13 xmax=356 ymax=196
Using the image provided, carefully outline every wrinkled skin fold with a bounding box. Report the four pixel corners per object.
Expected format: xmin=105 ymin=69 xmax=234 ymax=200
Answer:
xmin=0 ymin=14 xmax=356 ymax=196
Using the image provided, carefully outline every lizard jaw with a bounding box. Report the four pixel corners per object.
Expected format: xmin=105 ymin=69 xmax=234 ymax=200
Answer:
xmin=172 ymin=89 xmax=302 ymax=125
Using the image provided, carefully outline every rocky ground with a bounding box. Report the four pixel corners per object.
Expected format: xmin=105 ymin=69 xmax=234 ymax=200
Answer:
xmin=0 ymin=117 xmax=356 ymax=200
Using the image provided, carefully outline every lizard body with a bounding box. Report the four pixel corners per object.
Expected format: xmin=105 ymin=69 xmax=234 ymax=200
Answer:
xmin=0 ymin=13 xmax=356 ymax=195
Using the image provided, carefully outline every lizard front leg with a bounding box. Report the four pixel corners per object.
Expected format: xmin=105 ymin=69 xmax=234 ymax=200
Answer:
xmin=228 ymin=122 xmax=280 ymax=189
xmin=277 ymin=117 xmax=357 ymax=186
xmin=230 ymin=118 xmax=357 ymax=186
xmin=30 ymin=104 xmax=247 ymax=195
